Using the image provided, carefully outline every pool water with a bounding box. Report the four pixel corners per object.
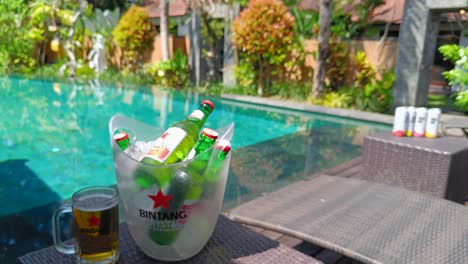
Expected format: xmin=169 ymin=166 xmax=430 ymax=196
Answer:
xmin=0 ymin=77 xmax=390 ymax=261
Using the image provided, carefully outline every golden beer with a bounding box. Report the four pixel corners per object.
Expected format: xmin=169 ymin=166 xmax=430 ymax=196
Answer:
xmin=72 ymin=188 xmax=119 ymax=263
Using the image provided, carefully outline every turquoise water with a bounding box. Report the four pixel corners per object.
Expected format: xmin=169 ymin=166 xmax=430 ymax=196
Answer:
xmin=0 ymin=77 xmax=391 ymax=217
xmin=0 ymin=77 xmax=391 ymax=262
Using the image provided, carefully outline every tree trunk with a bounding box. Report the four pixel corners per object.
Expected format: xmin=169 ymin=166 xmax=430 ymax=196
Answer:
xmin=312 ymin=0 xmax=332 ymax=98
xmin=160 ymin=0 xmax=170 ymax=61
xmin=258 ymin=61 xmax=264 ymax=96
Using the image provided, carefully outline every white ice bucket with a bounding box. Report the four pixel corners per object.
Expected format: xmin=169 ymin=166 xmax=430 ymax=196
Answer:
xmin=109 ymin=114 xmax=233 ymax=261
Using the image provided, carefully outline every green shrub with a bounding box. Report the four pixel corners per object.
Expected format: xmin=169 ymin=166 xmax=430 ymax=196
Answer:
xmin=144 ymin=49 xmax=189 ymax=89
xmin=112 ymin=5 xmax=156 ymax=70
xmin=347 ymin=70 xmax=395 ymax=113
xmin=232 ymin=0 xmax=295 ymax=94
xmin=0 ymin=0 xmax=36 ymax=74
xmin=326 ymin=41 xmax=350 ymax=90
xmin=310 ymin=90 xmax=352 ymax=108
xmin=233 ymin=61 xmax=257 ymax=94
xmin=354 ymin=51 xmax=376 ymax=87
xmin=191 ymin=82 xmax=225 ymax=96
xmin=344 ymin=52 xmax=394 ymax=113
xmin=439 ymin=44 xmax=468 ymax=112
xmin=270 ymin=81 xmax=310 ymax=100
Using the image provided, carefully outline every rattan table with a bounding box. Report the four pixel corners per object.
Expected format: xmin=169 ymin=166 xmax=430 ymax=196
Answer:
xmin=17 ymin=215 xmax=321 ymax=264
xmin=359 ymin=132 xmax=468 ymax=203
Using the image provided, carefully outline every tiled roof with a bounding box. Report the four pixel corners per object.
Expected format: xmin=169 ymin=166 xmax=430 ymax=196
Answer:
xmin=141 ymin=0 xmax=189 ymax=18
xmin=143 ymin=0 xmax=465 ymax=25
xmin=298 ymin=0 xmax=404 ymax=24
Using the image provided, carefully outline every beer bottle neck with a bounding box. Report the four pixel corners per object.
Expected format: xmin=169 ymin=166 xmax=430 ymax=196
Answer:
xmin=194 ymin=136 xmax=216 ymax=155
xmin=187 ymin=107 xmax=212 ymax=129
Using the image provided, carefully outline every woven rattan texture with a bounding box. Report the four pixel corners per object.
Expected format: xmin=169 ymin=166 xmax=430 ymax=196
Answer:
xmin=359 ymin=133 xmax=468 ymax=203
xmin=229 ymin=175 xmax=468 ymax=264
xmin=18 ymin=215 xmax=321 ymax=264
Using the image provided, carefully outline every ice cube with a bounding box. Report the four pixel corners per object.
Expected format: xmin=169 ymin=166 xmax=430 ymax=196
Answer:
xmin=124 ymin=144 xmax=145 ymax=161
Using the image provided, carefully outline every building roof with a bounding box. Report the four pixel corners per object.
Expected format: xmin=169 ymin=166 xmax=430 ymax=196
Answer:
xmin=141 ymin=0 xmax=189 ymax=18
xmin=143 ymin=0 xmax=466 ymax=25
xmin=298 ymin=0 xmax=405 ymax=24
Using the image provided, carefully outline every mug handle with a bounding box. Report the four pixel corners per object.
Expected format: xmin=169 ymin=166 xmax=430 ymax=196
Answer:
xmin=52 ymin=204 xmax=75 ymax=254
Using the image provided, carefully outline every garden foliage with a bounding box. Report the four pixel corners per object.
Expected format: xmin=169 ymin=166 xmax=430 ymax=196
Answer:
xmin=439 ymin=44 xmax=468 ymax=112
xmin=112 ymin=5 xmax=156 ymax=71
xmin=310 ymin=51 xmax=394 ymax=113
xmin=144 ymin=49 xmax=189 ymax=89
xmin=232 ymin=0 xmax=295 ymax=95
xmin=0 ymin=0 xmax=36 ymax=75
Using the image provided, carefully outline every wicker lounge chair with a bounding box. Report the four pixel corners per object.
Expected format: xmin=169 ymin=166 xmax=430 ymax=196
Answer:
xmin=228 ymin=174 xmax=468 ymax=264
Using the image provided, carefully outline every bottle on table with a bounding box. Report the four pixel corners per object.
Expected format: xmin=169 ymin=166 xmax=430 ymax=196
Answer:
xmin=425 ymin=108 xmax=441 ymax=138
xmin=406 ymin=106 xmax=416 ymax=137
xmin=413 ymin=107 xmax=428 ymax=137
xmin=392 ymin=106 xmax=408 ymax=137
xmin=134 ymin=100 xmax=215 ymax=188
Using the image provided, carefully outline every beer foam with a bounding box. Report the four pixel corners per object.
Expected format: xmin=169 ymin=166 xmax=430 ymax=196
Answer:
xmin=74 ymin=193 xmax=119 ymax=212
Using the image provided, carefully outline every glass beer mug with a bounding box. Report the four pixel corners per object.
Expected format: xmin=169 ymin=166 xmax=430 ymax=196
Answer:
xmin=52 ymin=186 xmax=120 ymax=264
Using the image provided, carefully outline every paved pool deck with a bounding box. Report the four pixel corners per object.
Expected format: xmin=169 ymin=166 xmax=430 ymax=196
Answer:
xmin=222 ymin=94 xmax=468 ymax=137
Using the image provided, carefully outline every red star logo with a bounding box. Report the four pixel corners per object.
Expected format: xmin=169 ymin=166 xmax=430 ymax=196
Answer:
xmin=148 ymin=190 xmax=173 ymax=210
xmin=88 ymin=215 xmax=100 ymax=226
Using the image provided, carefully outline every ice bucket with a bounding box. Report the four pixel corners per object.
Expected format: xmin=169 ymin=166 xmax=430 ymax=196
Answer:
xmin=109 ymin=114 xmax=233 ymax=261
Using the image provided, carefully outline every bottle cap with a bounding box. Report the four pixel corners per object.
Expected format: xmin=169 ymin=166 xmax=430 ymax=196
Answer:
xmin=202 ymin=128 xmax=219 ymax=140
xmin=201 ymin=100 xmax=215 ymax=110
xmin=215 ymin=139 xmax=231 ymax=153
xmin=114 ymin=132 xmax=129 ymax=142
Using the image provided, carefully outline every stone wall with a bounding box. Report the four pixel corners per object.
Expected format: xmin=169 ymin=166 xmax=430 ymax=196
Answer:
xmin=303 ymin=39 xmax=398 ymax=72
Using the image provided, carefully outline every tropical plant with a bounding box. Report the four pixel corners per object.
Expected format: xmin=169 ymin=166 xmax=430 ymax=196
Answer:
xmin=354 ymin=51 xmax=376 ymax=87
xmin=0 ymin=0 xmax=36 ymax=74
xmin=232 ymin=0 xmax=295 ymax=96
xmin=336 ymin=51 xmax=394 ymax=113
xmin=309 ymin=90 xmax=352 ymax=108
xmin=233 ymin=61 xmax=257 ymax=94
xmin=352 ymin=70 xmax=394 ymax=113
xmin=112 ymin=5 xmax=156 ymax=71
xmin=144 ymin=49 xmax=189 ymax=89
xmin=270 ymin=81 xmax=310 ymax=100
xmin=325 ymin=40 xmax=350 ymax=90
xmin=439 ymin=44 xmax=468 ymax=112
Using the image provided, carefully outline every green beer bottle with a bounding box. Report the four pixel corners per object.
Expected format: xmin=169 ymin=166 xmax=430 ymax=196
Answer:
xmin=194 ymin=128 xmax=219 ymax=155
xmin=184 ymin=128 xmax=219 ymax=205
xmin=149 ymin=170 xmax=191 ymax=245
xmin=134 ymin=100 xmax=215 ymax=188
xmin=201 ymin=139 xmax=231 ymax=199
xmin=185 ymin=128 xmax=219 ymax=161
xmin=114 ymin=131 xmax=130 ymax=150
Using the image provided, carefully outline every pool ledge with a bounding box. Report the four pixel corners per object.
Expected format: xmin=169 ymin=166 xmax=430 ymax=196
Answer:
xmin=222 ymin=94 xmax=394 ymax=124
xmin=221 ymin=94 xmax=468 ymax=137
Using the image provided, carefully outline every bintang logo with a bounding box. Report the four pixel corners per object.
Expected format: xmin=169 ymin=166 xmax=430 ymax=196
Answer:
xmin=80 ymin=215 xmax=101 ymax=234
xmin=139 ymin=190 xmax=188 ymax=221
xmin=148 ymin=190 xmax=173 ymax=210
xmin=88 ymin=215 xmax=100 ymax=226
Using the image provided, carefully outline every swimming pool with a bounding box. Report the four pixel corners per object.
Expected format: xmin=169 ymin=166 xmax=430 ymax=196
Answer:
xmin=0 ymin=77 xmax=390 ymax=261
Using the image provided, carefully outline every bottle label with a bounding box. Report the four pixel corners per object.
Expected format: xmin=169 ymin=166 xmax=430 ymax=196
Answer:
xmin=145 ymin=127 xmax=187 ymax=163
xmin=188 ymin=110 xmax=204 ymax=120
